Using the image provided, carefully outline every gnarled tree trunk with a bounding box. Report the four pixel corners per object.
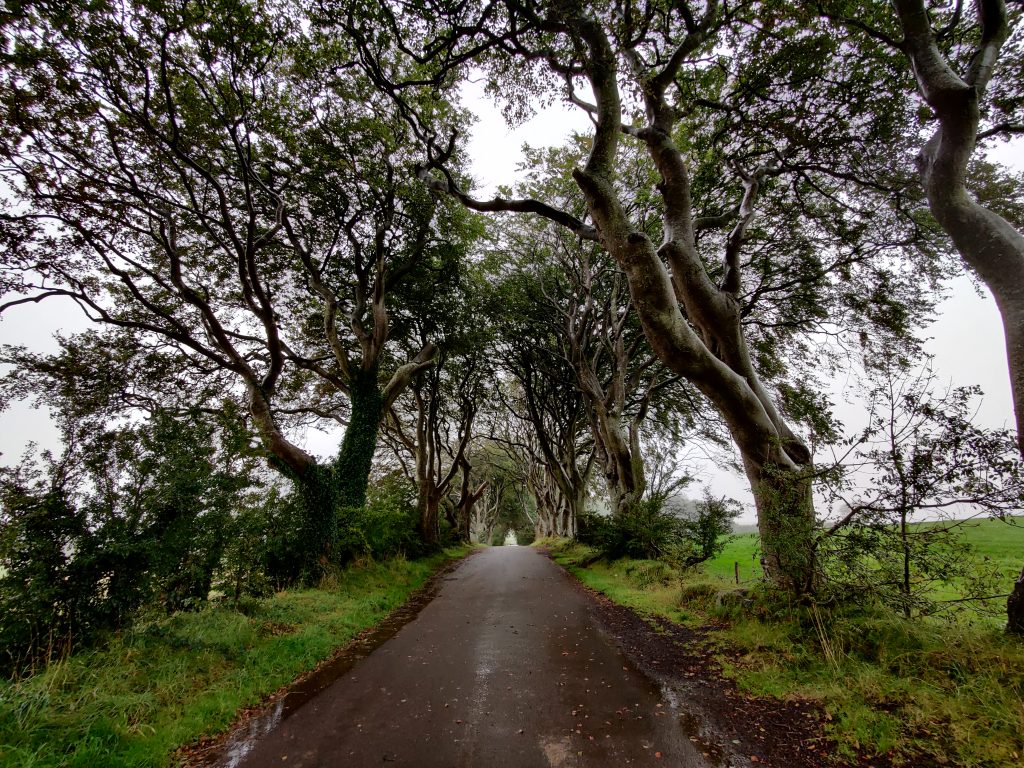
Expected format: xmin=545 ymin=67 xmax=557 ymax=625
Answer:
xmin=890 ymin=0 xmax=1024 ymax=629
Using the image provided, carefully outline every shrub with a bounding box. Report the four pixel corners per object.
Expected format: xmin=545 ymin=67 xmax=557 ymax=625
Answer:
xmin=336 ymin=475 xmax=420 ymax=560
xmin=578 ymin=498 xmax=684 ymax=559
xmin=670 ymin=491 xmax=740 ymax=569
xmin=579 ymin=493 xmax=740 ymax=566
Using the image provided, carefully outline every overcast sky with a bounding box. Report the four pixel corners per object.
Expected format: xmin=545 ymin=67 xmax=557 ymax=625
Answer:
xmin=0 ymin=79 xmax=1018 ymax=524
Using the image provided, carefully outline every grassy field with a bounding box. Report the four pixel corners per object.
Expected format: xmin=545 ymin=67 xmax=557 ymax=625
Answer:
xmin=548 ymin=531 xmax=1024 ymax=767
xmin=0 ymin=547 xmax=470 ymax=768
xmin=712 ymin=517 xmax=1024 ymax=597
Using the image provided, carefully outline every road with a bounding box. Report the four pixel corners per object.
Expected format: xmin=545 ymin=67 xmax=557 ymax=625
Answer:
xmin=232 ymin=546 xmax=715 ymax=768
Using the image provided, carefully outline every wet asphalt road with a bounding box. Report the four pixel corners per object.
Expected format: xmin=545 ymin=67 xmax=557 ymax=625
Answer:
xmin=234 ymin=546 xmax=714 ymax=768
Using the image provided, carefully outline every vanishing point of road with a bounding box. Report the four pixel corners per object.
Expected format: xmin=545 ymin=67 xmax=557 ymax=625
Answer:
xmin=231 ymin=547 xmax=716 ymax=767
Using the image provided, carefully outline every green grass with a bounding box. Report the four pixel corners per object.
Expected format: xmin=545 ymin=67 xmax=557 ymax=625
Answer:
xmin=709 ymin=518 xmax=1024 ymax=606
xmin=704 ymin=532 xmax=763 ymax=583
xmin=546 ymin=537 xmax=1024 ymax=767
xmin=0 ymin=547 xmax=470 ymax=768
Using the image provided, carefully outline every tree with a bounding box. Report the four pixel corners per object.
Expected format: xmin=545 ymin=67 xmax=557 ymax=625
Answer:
xmin=354 ymin=0 xmax=946 ymax=591
xmin=0 ymin=0 xmax=476 ymax=571
xmin=381 ymin=258 xmax=493 ymax=546
xmin=819 ymin=357 xmax=1024 ymax=617
xmin=814 ymin=0 xmax=1024 ymax=631
xmin=820 ymin=0 xmax=1024 ymax=450
xmin=0 ymin=408 xmax=259 ymax=674
xmin=495 ymin=141 xmax=708 ymax=518
xmin=386 ymin=347 xmax=491 ymax=545
xmin=489 ymin=264 xmax=596 ymax=538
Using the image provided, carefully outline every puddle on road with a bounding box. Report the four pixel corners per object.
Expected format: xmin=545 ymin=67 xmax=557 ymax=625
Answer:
xmin=191 ymin=561 xmax=467 ymax=768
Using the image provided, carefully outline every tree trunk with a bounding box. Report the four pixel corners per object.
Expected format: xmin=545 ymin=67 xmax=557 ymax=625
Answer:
xmin=594 ymin=414 xmax=639 ymax=517
xmin=295 ymin=463 xmax=339 ymax=578
xmin=418 ymin=487 xmax=443 ymax=548
xmin=743 ymin=457 xmax=816 ymax=595
xmin=336 ymin=372 xmax=385 ymax=510
xmin=1008 ymin=567 xmax=1024 ymax=636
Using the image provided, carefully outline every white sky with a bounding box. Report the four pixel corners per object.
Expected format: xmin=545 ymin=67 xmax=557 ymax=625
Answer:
xmin=0 ymin=79 xmax=1019 ymax=526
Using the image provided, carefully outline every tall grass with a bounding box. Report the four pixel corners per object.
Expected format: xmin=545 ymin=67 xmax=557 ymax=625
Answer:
xmin=0 ymin=548 xmax=469 ymax=768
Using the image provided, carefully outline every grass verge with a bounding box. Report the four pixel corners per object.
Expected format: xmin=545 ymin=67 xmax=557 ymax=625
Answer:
xmin=546 ymin=539 xmax=1024 ymax=767
xmin=0 ymin=546 xmax=471 ymax=768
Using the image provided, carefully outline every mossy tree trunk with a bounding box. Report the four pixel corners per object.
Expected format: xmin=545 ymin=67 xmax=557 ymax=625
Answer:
xmin=295 ymin=463 xmax=340 ymax=579
xmin=336 ymin=372 xmax=386 ymax=510
xmin=745 ymin=460 xmax=816 ymax=596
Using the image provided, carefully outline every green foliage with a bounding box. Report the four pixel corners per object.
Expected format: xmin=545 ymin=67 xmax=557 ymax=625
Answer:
xmin=0 ymin=549 xmax=469 ymax=768
xmin=218 ymin=486 xmax=305 ymax=599
xmin=336 ymin=474 xmax=420 ymax=560
xmin=514 ymin=528 xmax=536 ymax=546
xmin=672 ymin=492 xmax=741 ymax=569
xmin=334 ymin=374 xmax=386 ymax=512
xmin=577 ymin=499 xmax=685 ymax=560
xmin=578 ymin=495 xmax=738 ymax=566
xmin=818 ymin=362 xmax=1024 ymax=616
xmin=0 ymin=411 xmax=257 ymax=677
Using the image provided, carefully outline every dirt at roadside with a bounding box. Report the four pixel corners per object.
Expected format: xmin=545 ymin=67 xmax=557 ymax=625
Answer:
xmin=564 ymin=568 xmax=913 ymax=768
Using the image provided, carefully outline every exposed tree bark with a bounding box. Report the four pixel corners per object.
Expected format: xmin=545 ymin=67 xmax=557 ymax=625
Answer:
xmin=887 ymin=0 xmax=1024 ymax=630
xmin=387 ymin=352 xmax=483 ymax=547
xmin=455 ymin=455 xmax=488 ymax=543
xmin=557 ymin=258 xmax=680 ymax=517
xmin=890 ymin=0 xmax=1024 ymax=455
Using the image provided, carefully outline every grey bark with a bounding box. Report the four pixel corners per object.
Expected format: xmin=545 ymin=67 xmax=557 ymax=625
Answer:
xmin=889 ymin=0 xmax=1024 ymax=631
xmin=891 ymin=0 xmax=1024 ymax=454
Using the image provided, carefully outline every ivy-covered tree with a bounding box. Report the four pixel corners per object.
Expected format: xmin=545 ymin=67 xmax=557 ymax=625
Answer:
xmin=0 ymin=0 xmax=478 ymax=571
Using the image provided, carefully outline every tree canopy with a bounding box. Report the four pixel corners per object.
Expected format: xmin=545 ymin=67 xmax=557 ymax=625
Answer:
xmin=1 ymin=0 xmax=1023 ymax=635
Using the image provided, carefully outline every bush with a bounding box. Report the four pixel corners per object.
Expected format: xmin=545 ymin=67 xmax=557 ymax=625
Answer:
xmin=625 ymin=560 xmax=674 ymax=588
xmin=336 ymin=475 xmax=420 ymax=560
xmin=670 ymin=491 xmax=740 ymax=569
xmin=0 ymin=411 xmax=259 ymax=677
xmin=515 ymin=528 xmax=536 ymax=546
xmin=578 ymin=493 xmax=739 ymax=565
xmin=578 ymin=498 xmax=684 ymax=560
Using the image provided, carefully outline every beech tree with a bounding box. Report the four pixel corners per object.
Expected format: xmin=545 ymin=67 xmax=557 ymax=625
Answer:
xmin=818 ymin=0 xmax=1024 ymax=450
xmin=386 ymin=347 xmax=491 ymax=545
xmin=816 ymin=0 xmax=1024 ymax=630
xmin=348 ymin=0 xmax=945 ymax=591
xmin=0 ymin=0 xmax=475 ymax=570
xmin=498 ymin=141 xmax=725 ymax=518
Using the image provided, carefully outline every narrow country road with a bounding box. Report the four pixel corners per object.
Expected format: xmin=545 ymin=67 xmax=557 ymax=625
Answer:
xmin=232 ymin=547 xmax=716 ymax=768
